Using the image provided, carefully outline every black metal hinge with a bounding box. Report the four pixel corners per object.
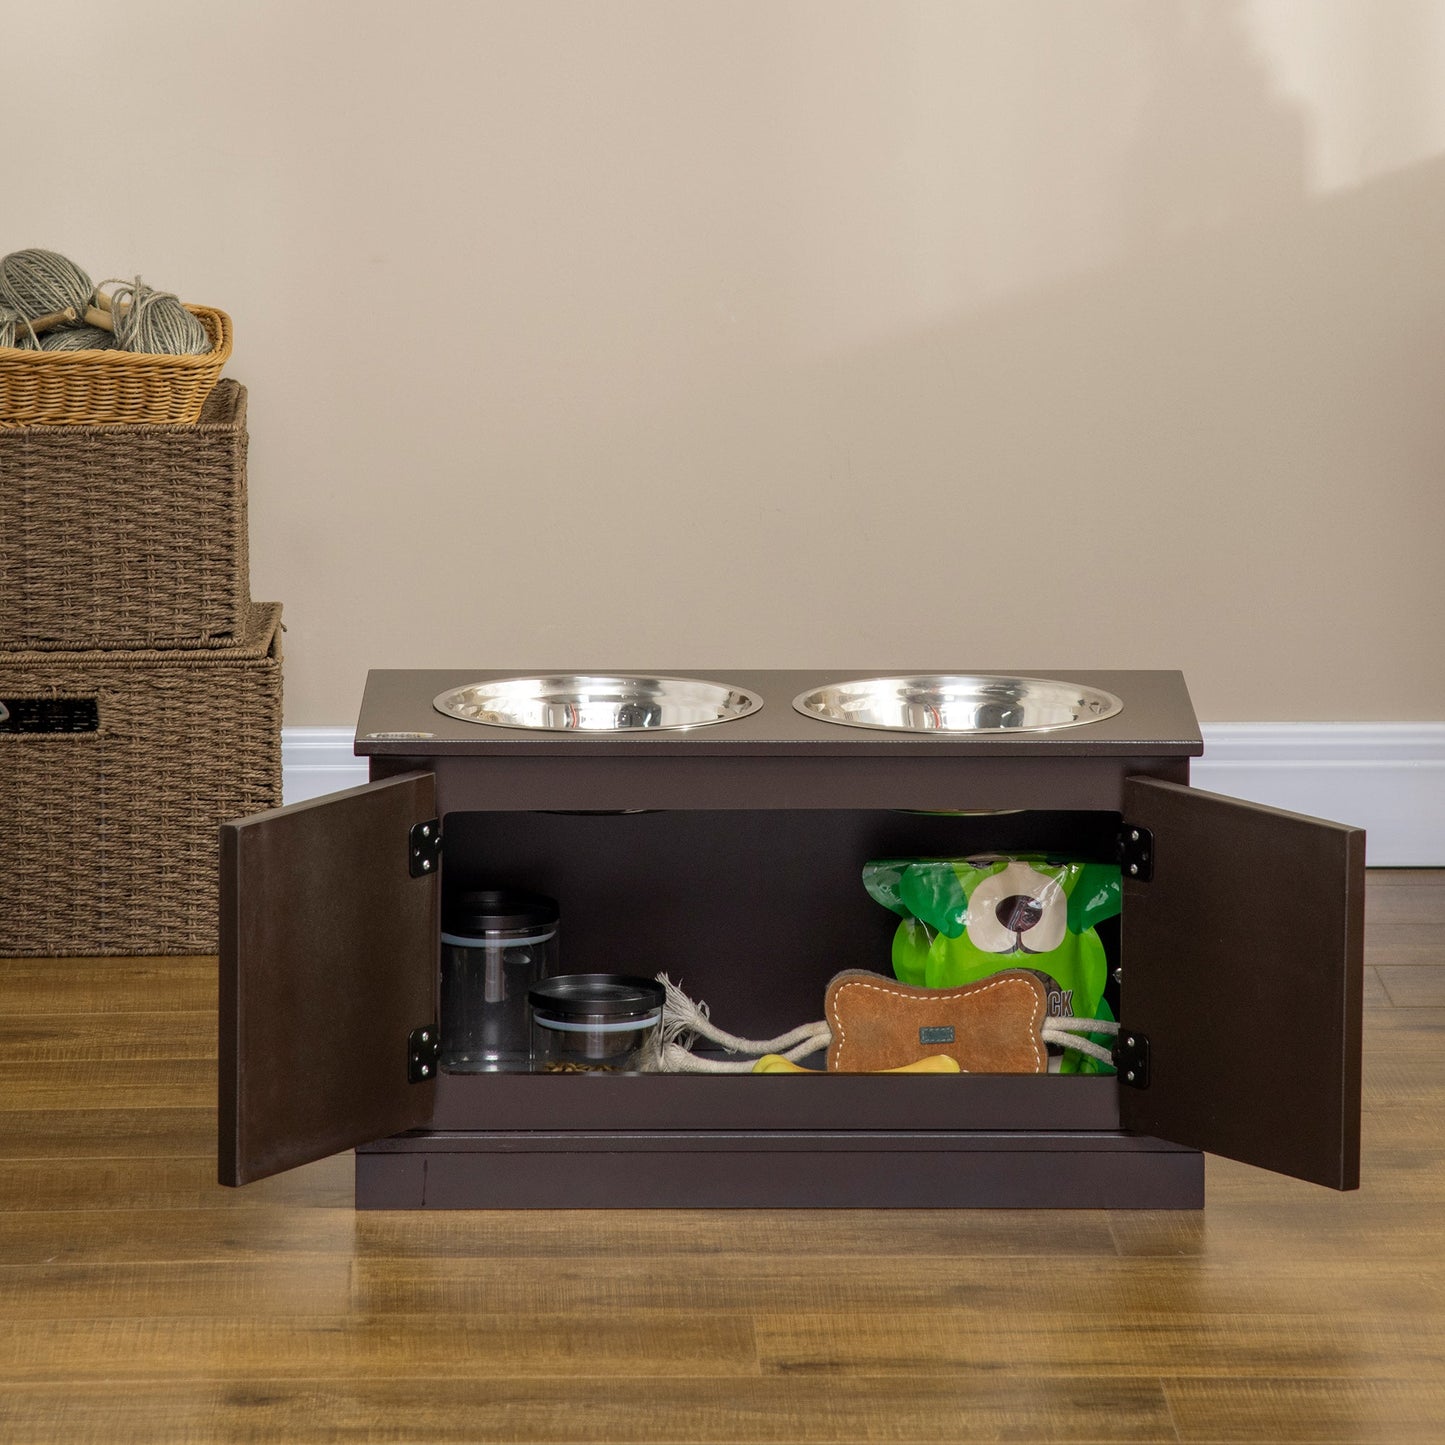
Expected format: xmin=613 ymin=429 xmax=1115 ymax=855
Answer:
xmin=1118 ymin=822 xmax=1153 ymax=882
xmin=408 ymin=1026 xmax=439 ymax=1083
xmin=1113 ymin=1030 xmax=1150 ymax=1088
xmin=409 ymin=819 xmax=441 ymax=877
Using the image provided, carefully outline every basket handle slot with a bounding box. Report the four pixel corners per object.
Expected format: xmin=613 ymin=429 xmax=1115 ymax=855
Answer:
xmin=0 ymin=697 xmax=100 ymax=734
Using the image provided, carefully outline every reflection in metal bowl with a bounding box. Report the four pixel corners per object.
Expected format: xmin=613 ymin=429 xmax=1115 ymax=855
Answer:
xmin=794 ymin=674 xmax=1123 ymax=734
xmin=434 ymin=674 xmax=763 ymax=732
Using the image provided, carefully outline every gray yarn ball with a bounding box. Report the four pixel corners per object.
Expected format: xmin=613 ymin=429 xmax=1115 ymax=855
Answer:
xmin=0 ymin=248 xmax=93 ymax=322
xmin=38 ymin=325 xmax=117 ymax=352
xmin=108 ymin=279 xmax=211 ymax=356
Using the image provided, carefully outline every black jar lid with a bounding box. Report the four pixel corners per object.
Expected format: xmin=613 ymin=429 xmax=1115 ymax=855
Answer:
xmin=442 ymin=888 xmax=558 ymax=936
xmin=527 ymin=973 xmax=664 ymax=1019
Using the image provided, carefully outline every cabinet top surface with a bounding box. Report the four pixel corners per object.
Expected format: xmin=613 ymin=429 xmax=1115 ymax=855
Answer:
xmin=355 ymin=669 xmax=1203 ymax=759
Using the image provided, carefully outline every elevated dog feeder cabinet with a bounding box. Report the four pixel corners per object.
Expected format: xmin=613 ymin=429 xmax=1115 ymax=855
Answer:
xmin=219 ymin=669 xmax=1364 ymax=1209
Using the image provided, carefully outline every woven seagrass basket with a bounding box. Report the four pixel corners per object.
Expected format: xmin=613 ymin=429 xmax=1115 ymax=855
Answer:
xmin=0 ymin=602 xmax=282 ymax=956
xmin=0 ymin=380 xmax=251 ymax=650
xmin=0 ymin=305 xmax=231 ymax=427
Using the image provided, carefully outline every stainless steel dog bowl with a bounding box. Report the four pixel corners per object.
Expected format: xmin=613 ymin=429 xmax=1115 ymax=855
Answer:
xmin=793 ymin=674 xmax=1123 ymax=734
xmin=433 ymin=674 xmax=764 ymax=732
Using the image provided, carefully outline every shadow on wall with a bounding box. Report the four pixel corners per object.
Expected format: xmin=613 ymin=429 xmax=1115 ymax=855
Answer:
xmin=262 ymin=0 xmax=1445 ymax=725
xmin=1123 ymin=0 xmax=1308 ymax=238
xmin=584 ymin=1 xmax=1445 ymax=715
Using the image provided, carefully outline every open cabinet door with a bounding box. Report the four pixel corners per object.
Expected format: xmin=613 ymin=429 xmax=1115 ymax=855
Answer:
xmin=1119 ymin=777 xmax=1365 ymax=1190
xmin=219 ymin=772 xmax=439 ymax=1186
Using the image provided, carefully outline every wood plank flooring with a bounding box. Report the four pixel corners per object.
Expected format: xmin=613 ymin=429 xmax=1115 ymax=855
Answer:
xmin=1 ymin=869 xmax=1442 ymax=1443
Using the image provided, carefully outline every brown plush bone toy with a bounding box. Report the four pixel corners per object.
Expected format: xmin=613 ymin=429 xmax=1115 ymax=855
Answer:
xmin=825 ymin=969 xmax=1051 ymax=1073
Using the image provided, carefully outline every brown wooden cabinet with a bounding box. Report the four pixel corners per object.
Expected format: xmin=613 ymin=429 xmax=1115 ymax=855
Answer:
xmin=219 ymin=670 xmax=1363 ymax=1209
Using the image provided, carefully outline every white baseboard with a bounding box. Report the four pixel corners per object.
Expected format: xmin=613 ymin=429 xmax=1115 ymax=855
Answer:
xmin=1189 ymin=724 xmax=1445 ymax=867
xmin=282 ymin=722 xmax=1445 ymax=867
xmin=281 ymin=727 xmax=369 ymax=806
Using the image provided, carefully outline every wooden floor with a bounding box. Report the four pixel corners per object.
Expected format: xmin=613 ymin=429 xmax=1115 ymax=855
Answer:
xmin=1 ymin=870 xmax=1442 ymax=1443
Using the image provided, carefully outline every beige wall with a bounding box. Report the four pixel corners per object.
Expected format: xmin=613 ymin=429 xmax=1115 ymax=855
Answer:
xmin=7 ymin=0 xmax=1444 ymax=725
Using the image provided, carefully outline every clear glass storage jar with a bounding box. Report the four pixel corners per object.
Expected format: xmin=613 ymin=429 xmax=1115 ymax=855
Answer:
xmin=440 ymin=889 xmax=559 ymax=1072
xmin=529 ymin=974 xmax=664 ymax=1073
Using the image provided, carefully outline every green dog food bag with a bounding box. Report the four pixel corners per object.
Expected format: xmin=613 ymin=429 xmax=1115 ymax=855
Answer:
xmin=862 ymin=854 xmax=1122 ymax=1074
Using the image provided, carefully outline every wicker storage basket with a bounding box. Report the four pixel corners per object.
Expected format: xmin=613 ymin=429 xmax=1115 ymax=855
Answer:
xmin=0 ymin=306 xmax=231 ymax=428
xmin=0 ymin=603 xmax=282 ymax=956
xmin=0 ymin=379 xmax=251 ymax=650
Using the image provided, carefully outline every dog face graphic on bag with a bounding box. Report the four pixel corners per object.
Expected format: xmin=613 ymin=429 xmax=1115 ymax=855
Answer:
xmin=862 ymin=855 xmax=1122 ymax=1073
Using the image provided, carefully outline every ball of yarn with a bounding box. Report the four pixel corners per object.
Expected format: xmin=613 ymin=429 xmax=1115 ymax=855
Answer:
xmin=0 ymin=248 xmax=93 ymax=323
xmin=38 ymin=325 xmax=116 ymax=352
xmin=107 ymin=279 xmax=211 ymax=356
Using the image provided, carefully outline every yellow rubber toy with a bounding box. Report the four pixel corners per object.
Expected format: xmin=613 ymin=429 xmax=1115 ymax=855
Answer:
xmin=751 ymin=1053 xmax=960 ymax=1075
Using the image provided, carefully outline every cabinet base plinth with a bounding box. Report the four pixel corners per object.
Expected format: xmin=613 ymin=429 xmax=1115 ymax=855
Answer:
xmin=353 ymin=1133 xmax=1205 ymax=1210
